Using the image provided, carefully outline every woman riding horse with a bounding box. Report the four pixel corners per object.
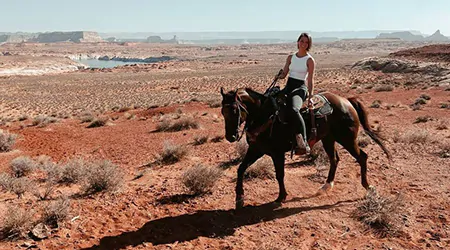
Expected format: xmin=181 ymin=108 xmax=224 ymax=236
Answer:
xmin=220 ymin=86 xmax=391 ymax=209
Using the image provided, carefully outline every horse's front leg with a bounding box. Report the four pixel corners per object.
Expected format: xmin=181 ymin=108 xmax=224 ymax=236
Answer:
xmin=236 ymin=145 xmax=264 ymax=209
xmin=271 ymin=152 xmax=287 ymax=203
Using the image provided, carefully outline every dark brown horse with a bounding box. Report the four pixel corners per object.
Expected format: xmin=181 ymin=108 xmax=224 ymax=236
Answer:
xmin=220 ymin=87 xmax=391 ymax=209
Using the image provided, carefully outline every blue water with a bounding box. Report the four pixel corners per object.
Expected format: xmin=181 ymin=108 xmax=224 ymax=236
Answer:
xmin=73 ymin=58 xmax=148 ymax=69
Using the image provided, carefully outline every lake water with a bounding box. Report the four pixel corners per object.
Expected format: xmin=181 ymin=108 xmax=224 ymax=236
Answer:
xmin=73 ymin=58 xmax=148 ymax=69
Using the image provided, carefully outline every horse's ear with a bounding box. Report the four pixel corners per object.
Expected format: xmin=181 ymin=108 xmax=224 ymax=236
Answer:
xmin=220 ymin=87 xmax=225 ymax=97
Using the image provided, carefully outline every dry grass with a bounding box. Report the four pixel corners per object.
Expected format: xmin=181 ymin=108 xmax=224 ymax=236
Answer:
xmin=86 ymin=117 xmax=108 ymax=128
xmin=32 ymin=115 xmax=58 ymax=127
xmin=352 ymin=189 xmax=403 ymax=237
xmin=357 ymin=132 xmax=371 ymax=148
xmin=244 ymin=157 xmax=275 ymax=180
xmin=419 ymin=94 xmax=431 ymax=100
xmin=5 ymin=177 xmax=32 ymax=198
xmin=42 ymin=198 xmax=70 ymax=228
xmin=393 ymin=129 xmax=430 ymax=144
xmin=0 ymin=205 xmax=34 ymax=240
xmin=10 ymin=156 xmax=36 ymax=177
xmin=32 ymin=181 xmax=56 ymax=201
xmin=56 ymin=158 xmax=86 ymax=184
xmin=436 ymin=120 xmax=448 ymax=130
xmin=81 ymin=160 xmax=124 ymax=194
xmin=168 ymin=116 xmax=200 ymax=132
xmin=374 ymin=85 xmax=394 ymax=92
xmin=370 ymin=100 xmax=382 ymax=108
xmin=0 ymin=129 xmax=17 ymax=152
xmin=79 ymin=112 xmax=95 ymax=123
xmin=438 ymin=141 xmax=450 ymax=158
xmin=234 ymin=140 xmax=248 ymax=162
xmin=182 ymin=164 xmax=223 ymax=195
xmin=210 ymin=135 xmax=224 ymax=143
xmin=193 ymin=135 xmax=209 ymax=145
xmin=413 ymin=115 xmax=432 ymax=124
xmin=157 ymin=141 xmax=189 ymax=165
xmin=413 ymin=98 xmax=427 ymax=105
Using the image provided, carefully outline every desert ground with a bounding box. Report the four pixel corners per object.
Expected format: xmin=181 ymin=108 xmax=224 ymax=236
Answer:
xmin=0 ymin=39 xmax=449 ymax=250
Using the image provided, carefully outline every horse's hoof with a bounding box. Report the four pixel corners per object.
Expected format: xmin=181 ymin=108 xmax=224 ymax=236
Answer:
xmin=235 ymin=199 xmax=244 ymax=210
xmin=317 ymin=182 xmax=334 ymax=195
xmin=366 ymin=185 xmax=376 ymax=193
xmin=274 ymin=197 xmax=286 ymax=203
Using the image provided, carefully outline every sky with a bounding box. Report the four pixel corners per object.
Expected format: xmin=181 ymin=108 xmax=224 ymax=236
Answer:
xmin=1 ymin=0 xmax=449 ymax=35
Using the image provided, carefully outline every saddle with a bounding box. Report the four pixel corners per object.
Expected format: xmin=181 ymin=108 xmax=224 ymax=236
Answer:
xmin=266 ymin=86 xmax=333 ymax=121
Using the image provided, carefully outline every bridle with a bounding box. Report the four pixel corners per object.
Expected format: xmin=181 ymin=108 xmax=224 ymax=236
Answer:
xmin=223 ymin=91 xmax=249 ymax=142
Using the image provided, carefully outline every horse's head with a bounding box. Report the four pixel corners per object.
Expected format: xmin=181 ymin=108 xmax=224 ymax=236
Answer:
xmin=220 ymin=87 xmax=251 ymax=142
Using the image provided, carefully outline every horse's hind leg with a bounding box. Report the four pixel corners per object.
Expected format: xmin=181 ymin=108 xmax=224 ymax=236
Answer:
xmin=340 ymin=140 xmax=370 ymax=189
xmin=319 ymin=137 xmax=340 ymax=193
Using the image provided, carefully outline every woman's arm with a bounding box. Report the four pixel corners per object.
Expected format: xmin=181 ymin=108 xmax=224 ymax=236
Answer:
xmin=307 ymin=57 xmax=315 ymax=104
xmin=278 ymin=55 xmax=292 ymax=79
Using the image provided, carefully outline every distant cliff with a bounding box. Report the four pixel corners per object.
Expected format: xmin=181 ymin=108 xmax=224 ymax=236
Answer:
xmin=376 ymin=30 xmax=449 ymax=42
xmin=146 ymin=35 xmax=179 ymax=44
xmin=0 ymin=33 xmax=36 ymax=43
xmin=34 ymin=31 xmax=104 ymax=43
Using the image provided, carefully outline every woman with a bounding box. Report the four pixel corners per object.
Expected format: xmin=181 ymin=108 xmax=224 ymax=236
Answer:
xmin=276 ymin=33 xmax=315 ymax=155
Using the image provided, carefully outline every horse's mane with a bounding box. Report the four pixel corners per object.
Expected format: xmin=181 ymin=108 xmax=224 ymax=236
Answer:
xmin=236 ymin=87 xmax=265 ymax=106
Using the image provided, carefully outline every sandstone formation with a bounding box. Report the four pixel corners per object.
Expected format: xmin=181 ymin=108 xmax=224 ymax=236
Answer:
xmin=34 ymin=31 xmax=104 ymax=43
xmin=376 ymin=30 xmax=449 ymax=42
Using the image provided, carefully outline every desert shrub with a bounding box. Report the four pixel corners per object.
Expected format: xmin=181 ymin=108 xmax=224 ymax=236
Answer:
xmin=193 ymin=135 xmax=208 ymax=145
xmin=0 ymin=129 xmax=17 ymax=152
xmin=374 ymin=85 xmax=394 ymax=92
xmin=352 ymin=189 xmax=403 ymax=237
xmin=156 ymin=117 xmax=172 ymax=132
xmin=79 ymin=112 xmax=95 ymax=123
xmin=0 ymin=173 xmax=31 ymax=198
xmin=414 ymin=98 xmax=427 ymax=105
xmin=396 ymin=129 xmax=430 ymax=144
xmin=42 ymin=198 xmax=70 ymax=228
xmin=17 ymin=114 xmax=28 ymax=121
xmin=182 ymin=164 xmax=223 ymax=195
xmin=118 ymin=106 xmax=131 ymax=112
xmin=358 ymin=132 xmax=371 ymax=148
xmin=234 ymin=140 xmax=248 ymax=162
xmin=86 ymin=117 xmax=108 ymax=128
xmin=206 ymin=99 xmax=222 ymax=108
xmin=419 ymin=94 xmax=431 ymax=100
xmin=244 ymin=157 xmax=275 ymax=180
xmin=169 ymin=116 xmax=199 ymax=131
xmin=439 ymin=103 xmax=449 ymax=109
xmin=370 ymin=100 xmax=382 ymax=108
xmin=57 ymin=158 xmax=86 ymax=184
xmin=436 ymin=120 xmax=448 ymax=130
xmin=0 ymin=205 xmax=34 ymax=240
xmin=438 ymin=141 xmax=450 ymax=158
xmin=32 ymin=181 xmax=56 ymax=201
xmin=310 ymin=142 xmax=329 ymax=169
xmin=410 ymin=103 xmax=422 ymax=111
xmin=413 ymin=115 xmax=432 ymax=124
xmin=32 ymin=115 xmax=57 ymax=127
xmin=0 ymin=172 xmax=12 ymax=190
xmin=10 ymin=156 xmax=36 ymax=177
xmin=157 ymin=141 xmax=188 ymax=165
xmin=211 ymin=135 xmax=224 ymax=143
xmin=81 ymin=160 xmax=124 ymax=194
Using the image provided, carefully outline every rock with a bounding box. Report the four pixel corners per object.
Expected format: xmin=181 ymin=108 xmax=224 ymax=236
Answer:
xmin=29 ymin=223 xmax=51 ymax=240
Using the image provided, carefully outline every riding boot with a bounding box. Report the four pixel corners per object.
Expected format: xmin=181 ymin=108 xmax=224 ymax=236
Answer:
xmin=295 ymin=133 xmax=310 ymax=155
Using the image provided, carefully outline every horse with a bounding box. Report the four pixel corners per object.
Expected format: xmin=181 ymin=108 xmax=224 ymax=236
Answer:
xmin=220 ymin=87 xmax=391 ymax=209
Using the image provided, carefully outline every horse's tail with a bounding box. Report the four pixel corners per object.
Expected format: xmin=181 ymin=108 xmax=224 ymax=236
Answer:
xmin=347 ymin=97 xmax=391 ymax=160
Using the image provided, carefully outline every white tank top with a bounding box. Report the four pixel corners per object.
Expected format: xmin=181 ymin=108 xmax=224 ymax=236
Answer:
xmin=289 ymin=53 xmax=313 ymax=81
